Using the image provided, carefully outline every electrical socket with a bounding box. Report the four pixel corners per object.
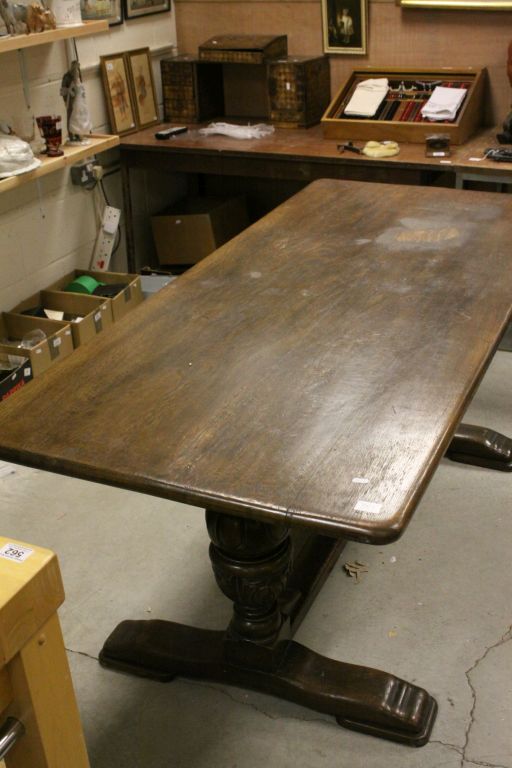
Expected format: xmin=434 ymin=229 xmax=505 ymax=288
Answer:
xmin=91 ymin=206 xmax=121 ymax=271
xmin=70 ymin=159 xmax=97 ymax=187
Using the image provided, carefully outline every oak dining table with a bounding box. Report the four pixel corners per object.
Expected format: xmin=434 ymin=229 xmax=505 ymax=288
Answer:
xmin=0 ymin=179 xmax=511 ymax=748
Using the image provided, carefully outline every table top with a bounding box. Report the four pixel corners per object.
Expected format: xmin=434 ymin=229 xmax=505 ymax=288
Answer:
xmin=1 ymin=179 xmax=511 ymax=543
xmin=121 ymin=123 xmax=512 ymax=178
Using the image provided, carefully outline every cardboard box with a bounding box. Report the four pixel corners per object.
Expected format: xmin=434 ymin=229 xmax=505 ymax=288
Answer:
xmin=0 ymin=354 xmax=33 ymax=402
xmin=11 ymin=291 xmax=113 ymax=348
xmin=152 ymin=196 xmax=249 ymax=265
xmin=140 ymin=274 xmax=176 ymax=300
xmin=0 ymin=313 xmax=74 ymax=377
xmin=45 ymin=270 xmax=143 ymax=323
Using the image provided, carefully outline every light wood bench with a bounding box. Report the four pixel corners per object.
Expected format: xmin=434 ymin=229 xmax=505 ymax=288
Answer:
xmin=0 ymin=537 xmax=89 ymax=767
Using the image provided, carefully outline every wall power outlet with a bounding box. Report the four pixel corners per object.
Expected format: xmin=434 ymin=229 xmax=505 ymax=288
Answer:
xmin=90 ymin=206 xmax=121 ymax=271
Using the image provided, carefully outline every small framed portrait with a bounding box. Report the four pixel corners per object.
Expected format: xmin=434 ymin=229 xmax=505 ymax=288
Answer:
xmin=81 ymin=0 xmax=123 ymax=25
xmin=126 ymin=48 xmax=159 ymax=128
xmin=321 ymin=0 xmax=368 ymax=55
xmin=124 ymin=0 xmax=170 ymax=20
xmin=100 ymin=53 xmax=137 ymax=136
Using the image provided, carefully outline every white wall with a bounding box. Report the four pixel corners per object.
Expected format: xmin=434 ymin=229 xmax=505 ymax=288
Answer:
xmin=0 ymin=10 xmax=177 ymax=311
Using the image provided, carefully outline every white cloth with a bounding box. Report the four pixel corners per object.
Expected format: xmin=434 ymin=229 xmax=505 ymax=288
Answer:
xmin=0 ymin=134 xmax=40 ymax=178
xmin=421 ymin=86 xmax=467 ymax=122
xmin=344 ymin=79 xmax=389 ymax=118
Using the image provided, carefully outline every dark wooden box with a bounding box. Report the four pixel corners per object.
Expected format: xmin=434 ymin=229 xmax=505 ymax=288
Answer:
xmin=268 ymin=56 xmax=331 ymax=128
xmin=321 ymin=67 xmax=486 ymax=144
xmin=198 ymin=34 xmax=287 ymax=64
xmin=161 ymin=51 xmax=331 ymax=128
xmin=161 ymin=56 xmax=224 ymax=123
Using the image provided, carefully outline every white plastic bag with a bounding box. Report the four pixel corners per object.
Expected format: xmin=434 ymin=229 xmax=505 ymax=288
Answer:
xmin=198 ymin=122 xmax=275 ymax=140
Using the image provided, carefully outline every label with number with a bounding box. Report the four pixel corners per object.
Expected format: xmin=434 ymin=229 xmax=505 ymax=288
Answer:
xmin=0 ymin=543 xmax=34 ymax=563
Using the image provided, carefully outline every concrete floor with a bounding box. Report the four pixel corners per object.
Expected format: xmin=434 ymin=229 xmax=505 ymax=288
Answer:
xmin=0 ymin=350 xmax=511 ymax=768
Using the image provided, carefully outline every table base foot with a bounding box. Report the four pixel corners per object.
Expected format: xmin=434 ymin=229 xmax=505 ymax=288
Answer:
xmin=447 ymin=423 xmax=512 ymax=471
xmin=99 ymin=619 xmax=436 ymax=747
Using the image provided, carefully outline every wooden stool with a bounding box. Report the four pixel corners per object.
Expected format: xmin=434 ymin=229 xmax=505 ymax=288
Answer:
xmin=0 ymin=537 xmax=89 ymax=767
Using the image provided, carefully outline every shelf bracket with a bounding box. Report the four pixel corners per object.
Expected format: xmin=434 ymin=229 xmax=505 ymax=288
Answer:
xmin=17 ymin=49 xmax=31 ymax=110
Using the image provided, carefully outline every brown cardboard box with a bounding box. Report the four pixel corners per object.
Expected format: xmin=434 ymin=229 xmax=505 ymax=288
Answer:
xmin=11 ymin=291 xmax=113 ymax=348
xmin=45 ymin=270 xmax=143 ymax=323
xmin=151 ymin=196 xmax=248 ymax=265
xmin=0 ymin=353 xmax=33 ymax=402
xmin=0 ymin=313 xmax=74 ymax=377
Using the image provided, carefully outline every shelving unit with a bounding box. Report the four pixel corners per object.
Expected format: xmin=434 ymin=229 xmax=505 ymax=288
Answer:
xmin=0 ymin=19 xmax=119 ymax=192
xmin=0 ymin=133 xmax=120 ymax=194
xmin=0 ymin=20 xmax=108 ymax=53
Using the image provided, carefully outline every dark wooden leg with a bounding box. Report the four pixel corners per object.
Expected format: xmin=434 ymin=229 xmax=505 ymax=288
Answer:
xmin=120 ymin=159 xmax=136 ymax=273
xmin=99 ymin=511 xmax=437 ymax=747
xmin=446 ymin=423 xmax=512 ymax=471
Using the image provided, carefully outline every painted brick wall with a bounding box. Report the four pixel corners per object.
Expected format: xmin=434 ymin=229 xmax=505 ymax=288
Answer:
xmin=0 ymin=12 xmax=177 ymax=311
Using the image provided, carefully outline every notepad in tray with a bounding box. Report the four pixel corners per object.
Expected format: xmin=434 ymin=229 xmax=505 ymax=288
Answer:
xmin=344 ymin=78 xmax=389 ymax=118
xmin=421 ymin=86 xmax=467 ymax=122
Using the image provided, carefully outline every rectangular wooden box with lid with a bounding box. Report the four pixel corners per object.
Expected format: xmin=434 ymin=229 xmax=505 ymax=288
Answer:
xmin=198 ymin=34 xmax=287 ymax=64
xmin=161 ymin=55 xmax=224 ymax=123
xmin=268 ymin=56 xmax=331 ymax=128
xmin=321 ymin=67 xmax=486 ymax=144
xmin=161 ymin=50 xmax=331 ymax=127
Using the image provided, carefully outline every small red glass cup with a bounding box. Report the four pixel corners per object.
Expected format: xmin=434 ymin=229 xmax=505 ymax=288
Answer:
xmin=36 ymin=115 xmax=64 ymax=157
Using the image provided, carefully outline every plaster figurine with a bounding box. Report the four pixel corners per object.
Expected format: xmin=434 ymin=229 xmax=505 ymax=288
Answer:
xmin=60 ymin=60 xmax=92 ymax=144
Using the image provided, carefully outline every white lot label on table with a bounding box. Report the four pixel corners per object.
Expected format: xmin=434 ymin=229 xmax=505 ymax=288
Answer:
xmin=0 ymin=543 xmax=34 ymax=563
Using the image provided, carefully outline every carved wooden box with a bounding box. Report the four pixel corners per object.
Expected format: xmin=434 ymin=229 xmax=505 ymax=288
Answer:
xmin=268 ymin=56 xmax=331 ymax=128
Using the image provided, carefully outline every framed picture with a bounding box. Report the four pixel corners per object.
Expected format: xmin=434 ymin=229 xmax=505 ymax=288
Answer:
xmin=100 ymin=54 xmax=137 ymax=136
xmin=321 ymin=0 xmax=368 ymax=55
xmin=398 ymin=0 xmax=512 ymax=7
xmin=81 ymin=0 xmax=123 ymax=25
xmin=124 ymin=0 xmax=170 ymax=20
xmin=126 ymin=48 xmax=160 ymax=128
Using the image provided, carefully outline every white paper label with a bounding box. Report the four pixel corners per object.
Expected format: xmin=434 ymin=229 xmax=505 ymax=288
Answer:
xmin=94 ymin=312 xmax=102 ymax=322
xmin=440 ymin=160 xmax=452 ymax=165
xmin=107 ymin=62 xmax=114 ymax=71
xmin=0 ymin=543 xmax=34 ymax=563
xmin=53 ymin=337 xmax=62 ymax=348
xmin=355 ymin=500 xmax=382 ymax=515
xmin=469 ymin=156 xmax=483 ymax=162
xmin=24 ymin=367 xmax=31 ymax=377
xmin=432 ymin=151 xmax=445 ymax=157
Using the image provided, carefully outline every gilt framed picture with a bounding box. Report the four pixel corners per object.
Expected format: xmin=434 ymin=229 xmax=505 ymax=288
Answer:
xmin=124 ymin=0 xmax=170 ymax=20
xmin=100 ymin=53 xmax=137 ymax=136
xmin=80 ymin=0 xmax=123 ymax=26
xmin=321 ymin=0 xmax=368 ymax=55
xmin=126 ymin=48 xmax=160 ymax=128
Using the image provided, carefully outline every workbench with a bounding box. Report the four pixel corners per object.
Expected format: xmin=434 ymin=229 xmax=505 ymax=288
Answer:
xmin=120 ymin=124 xmax=512 ymax=271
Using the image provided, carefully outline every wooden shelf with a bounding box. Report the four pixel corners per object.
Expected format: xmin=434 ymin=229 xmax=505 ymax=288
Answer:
xmin=0 ymin=20 xmax=108 ymax=54
xmin=0 ymin=133 xmax=120 ymax=194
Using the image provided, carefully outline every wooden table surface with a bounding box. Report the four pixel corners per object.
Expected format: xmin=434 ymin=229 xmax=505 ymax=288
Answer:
xmin=0 ymin=179 xmax=511 ymax=543
xmin=121 ymin=123 xmax=511 ymax=178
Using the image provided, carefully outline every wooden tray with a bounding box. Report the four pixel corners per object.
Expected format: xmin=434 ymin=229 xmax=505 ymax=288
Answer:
xmin=321 ymin=67 xmax=486 ymax=144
